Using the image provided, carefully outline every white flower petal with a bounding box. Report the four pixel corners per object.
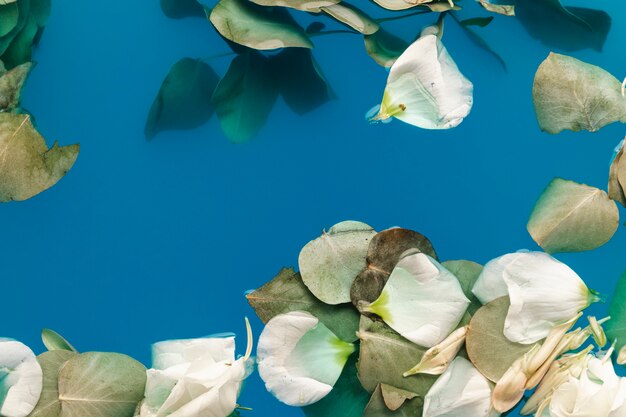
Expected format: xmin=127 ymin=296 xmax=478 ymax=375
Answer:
xmin=502 ymin=252 xmax=591 ymax=344
xmin=367 ymin=252 xmax=470 ymax=347
xmin=471 ymin=251 xmax=530 ymax=304
xmin=0 ymin=339 xmax=43 ymax=417
xmin=423 ymin=357 xmax=499 ymax=417
xmin=374 ymin=24 xmax=473 ymax=129
xmin=152 ymin=336 xmax=236 ymax=371
xmin=257 ymin=311 xmax=354 ymax=406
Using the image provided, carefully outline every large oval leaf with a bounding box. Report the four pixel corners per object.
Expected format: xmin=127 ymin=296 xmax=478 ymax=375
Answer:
xmin=0 ymin=113 xmax=79 ymax=202
xmin=527 ymin=178 xmax=619 ymax=253
xmin=145 ymin=58 xmax=219 ymax=139
xmin=250 ymin=0 xmax=339 ymax=12
xmin=299 ymin=221 xmax=376 ymax=305
xmin=246 ymin=267 xmax=360 ymax=342
xmin=209 ymin=0 xmax=312 ymax=50
xmin=28 ymin=350 xmax=77 ymax=417
xmin=57 ymin=352 xmax=146 ymax=417
xmin=466 ymin=297 xmax=537 ymax=382
xmin=605 ymin=271 xmax=626 ymax=352
xmin=533 ymin=53 xmax=626 ymax=134
xmin=320 ymin=3 xmax=379 ymax=35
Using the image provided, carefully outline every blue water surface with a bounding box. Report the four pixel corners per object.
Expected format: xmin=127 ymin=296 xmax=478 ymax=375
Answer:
xmin=2 ymin=1 xmax=626 ymax=416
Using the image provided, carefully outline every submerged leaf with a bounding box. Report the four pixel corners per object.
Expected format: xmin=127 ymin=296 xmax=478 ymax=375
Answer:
xmin=41 ymin=329 xmax=77 ymax=353
xmin=466 ymin=296 xmax=537 ymax=382
xmin=28 ymin=350 xmax=77 ymax=417
xmin=145 ymin=58 xmax=219 ymax=139
xmin=527 ymin=178 xmax=619 ymax=253
xmin=299 ymin=221 xmax=376 ymax=305
xmin=250 ymin=0 xmax=339 ymax=12
xmin=363 ymin=384 xmax=423 ymax=417
xmin=30 ymin=0 xmax=51 ymax=27
xmin=1 ymin=14 xmax=38 ymax=69
xmin=320 ymin=2 xmax=379 ymax=35
xmin=246 ymin=267 xmax=360 ymax=342
xmin=606 ymin=271 xmax=626 ymax=352
xmin=371 ymin=0 xmax=432 ymax=11
xmin=0 ymin=61 xmax=30 ymax=112
xmin=160 ymin=0 xmax=205 ymax=18
xmin=0 ymin=2 xmax=19 ymax=38
xmin=212 ymin=51 xmax=279 ymax=143
xmin=57 ymin=352 xmax=146 ymax=417
xmin=609 ymin=140 xmax=626 ymax=207
xmin=460 ymin=17 xmax=494 ymax=28
xmin=364 ymin=28 xmax=409 ymax=68
xmin=209 ymin=0 xmax=312 ymax=50
xmin=478 ymin=0 xmax=514 ymax=16
xmin=0 ymin=113 xmax=79 ymax=202
xmin=533 ymin=53 xmax=626 ymax=134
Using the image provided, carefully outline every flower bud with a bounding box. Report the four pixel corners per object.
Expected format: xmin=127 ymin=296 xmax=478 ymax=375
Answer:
xmin=404 ymin=326 xmax=467 ymax=377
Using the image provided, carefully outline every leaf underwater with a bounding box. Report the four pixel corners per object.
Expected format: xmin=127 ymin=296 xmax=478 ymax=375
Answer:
xmin=41 ymin=329 xmax=77 ymax=353
xmin=364 ymin=28 xmax=409 ymax=68
xmin=351 ymin=227 xmax=437 ymax=307
xmin=320 ymin=2 xmax=380 ymax=35
xmin=246 ymin=267 xmax=360 ymax=342
xmin=527 ymin=178 xmax=619 ymax=253
xmin=533 ymin=53 xmax=626 ymax=134
xmin=159 ymin=0 xmax=205 ymax=19
xmin=371 ymin=0 xmax=433 ymax=11
xmin=209 ymin=0 xmax=313 ymax=50
xmin=299 ymin=221 xmax=376 ymax=305
xmin=0 ymin=2 xmax=19 ymax=38
xmin=478 ymin=0 xmax=515 ymax=16
xmin=609 ymin=141 xmax=626 ymax=207
xmin=357 ymin=316 xmax=437 ymax=396
xmin=145 ymin=58 xmax=219 ymax=139
xmin=466 ymin=296 xmax=538 ymax=382
xmin=363 ymin=384 xmax=423 ymax=417
xmin=605 ymin=271 xmax=626 ymax=352
xmin=0 ymin=113 xmax=79 ymax=202
xmin=0 ymin=61 xmax=30 ymax=112
xmin=249 ymin=0 xmax=340 ymax=13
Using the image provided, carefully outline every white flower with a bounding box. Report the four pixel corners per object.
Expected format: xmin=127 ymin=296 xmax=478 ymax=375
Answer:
xmin=257 ymin=311 xmax=355 ymax=406
xmin=368 ymin=23 xmax=473 ymax=129
xmin=0 ymin=339 xmax=43 ymax=417
xmin=423 ymin=357 xmax=500 ymax=417
xmin=140 ymin=321 xmax=254 ymax=417
xmin=362 ymin=250 xmax=470 ymax=347
xmin=472 ymin=251 xmax=529 ymax=305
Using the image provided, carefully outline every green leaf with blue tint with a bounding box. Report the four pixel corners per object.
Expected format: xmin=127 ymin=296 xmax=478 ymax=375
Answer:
xmin=605 ymin=271 xmax=626 ymax=352
xmin=0 ymin=2 xmax=19 ymax=37
xmin=42 ymin=329 xmax=77 ymax=353
xmin=28 ymin=350 xmax=77 ymax=417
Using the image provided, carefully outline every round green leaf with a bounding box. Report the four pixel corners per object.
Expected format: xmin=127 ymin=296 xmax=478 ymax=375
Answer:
xmin=28 ymin=350 xmax=77 ymax=417
xmin=527 ymin=178 xmax=619 ymax=253
xmin=466 ymin=296 xmax=537 ymax=382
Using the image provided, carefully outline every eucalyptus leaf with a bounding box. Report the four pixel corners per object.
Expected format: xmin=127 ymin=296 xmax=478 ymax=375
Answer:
xmin=478 ymin=0 xmax=514 ymax=16
xmin=246 ymin=267 xmax=360 ymax=342
xmin=0 ymin=113 xmax=79 ymax=202
xmin=380 ymin=384 xmax=418 ymax=410
xmin=28 ymin=350 xmax=77 ymax=417
xmin=442 ymin=260 xmax=483 ymax=316
xmin=364 ymin=28 xmax=408 ymax=68
xmin=0 ymin=2 xmax=18 ymax=38
xmin=605 ymin=271 xmax=626 ymax=352
xmin=527 ymin=178 xmax=619 ymax=253
xmin=460 ymin=17 xmax=494 ymax=28
xmin=320 ymin=2 xmax=379 ymax=35
xmin=609 ymin=140 xmax=626 ymax=207
xmin=212 ymin=51 xmax=279 ymax=143
xmin=209 ymin=0 xmax=312 ymax=50
xmin=41 ymin=329 xmax=77 ymax=353
xmin=0 ymin=61 xmax=30 ymax=112
xmin=363 ymin=384 xmax=423 ymax=417
xmin=57 ymin=352 xmax=146 ymax=417
xmin=250 ymin=0 xmax=339 ymax=12
xmin=533 ymin=53 xmax=626 ymax=134
xmin=422 ymin=1 xmax=460 ymax=11
xmin=299 ymin=221 xmax=376 ymax=305
xmin=303 ymin=352 xmax=370 ymax=417
xmin=160 ymin=0 xmax=205 ymax=18
xmin=371 ymin=0 xmax=432 ymax=11
xmin=1 ymin=14 xmax=37 ymax=69
xmin=350 ymin=227 xmax=437 ymax=306
xmin=465 ymin=296 xmax=537 ymax=382
xmin=145 ymin=58 xmax=219 ymax=139
xmin=357 ymin=316 xmax=437 ymax=395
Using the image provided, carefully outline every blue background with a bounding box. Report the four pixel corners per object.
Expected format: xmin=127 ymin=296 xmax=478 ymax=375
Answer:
xmin=2 ymin=0 xmax=626 ymax=416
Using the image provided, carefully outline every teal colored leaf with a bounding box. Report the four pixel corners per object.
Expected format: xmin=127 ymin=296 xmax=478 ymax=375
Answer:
xmin=209 ymin=0 xmax=312 ymax=50
xmin=30 ymin=0 xmax=51 ymax=27
xmin=212 ymin=51 xmax=278 ymax=143
xmin=28 ymin=350 xmax=78 ymax=417
xmin=606 ymin=271 xmax=626 ymax=352
xmin=160 ymin=0 xmax=204 ymax=18
xmin=527 ymin=178 xmax=619 ymax=253
xmin=0 ymin=3 xmax=18 ymax=37
xmin=364 ymin=28 xmax=408 ymax=68
xmin=460 ymin=17 xmax=495 ymax=28
xmin=42 ymin=329 xmax=77 ymax=353
xmin=0 ymin=0 xmax=30 ymax=57
xmin=145 ymin=58 xmax=219 ymax=139
xmin=1 ymin=14 xmax=37 ymax=69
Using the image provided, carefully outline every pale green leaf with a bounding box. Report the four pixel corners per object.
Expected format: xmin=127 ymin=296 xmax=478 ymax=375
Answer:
xmin=609 ymin=140 xmax=626 ymax=207
xmin=371 ymin=0 xmax=432 ymax=11
xmin=28 ymin=350 xmax=77 ymax=417
xmin=41 ymin=329 xmax=77 ymax=353
xmin=249 ymin=0 xmax=339 ymax=12
xmin=478 ymin=0 xmax=514 ymax=16
xmin=364 ymin=28 xmax=408 ymax=68
xmin=320 ymin=2 xmax=379 ymax=35
xmin=363 ymin=384 xmax=423 ymax=417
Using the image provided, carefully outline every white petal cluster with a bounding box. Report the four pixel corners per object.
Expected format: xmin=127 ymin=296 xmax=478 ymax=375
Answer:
xmin=0 ymin=339 xmax=42 ymax=417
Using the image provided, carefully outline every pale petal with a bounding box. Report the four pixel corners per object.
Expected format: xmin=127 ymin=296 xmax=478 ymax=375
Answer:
xmin=471 ymin=251 xmax=530 ymax=304
xmin=257 ymin=311 xmax=354 ymax=406
xmin=152 ymin=336 xmax=236 ymax=371
xmin=366 ymin=251 xmax=470 ymax=347
xmin=423 ymin=357 xmax=498 ymax=417
xmin=0 ymin=339 xmax=43 ymax=417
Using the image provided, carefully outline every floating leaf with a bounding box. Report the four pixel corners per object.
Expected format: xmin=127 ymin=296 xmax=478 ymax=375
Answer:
xmin=209 ymin=0 xmax=312 ymax=50
xmin=270 ymin=48 xmax=334 ymax=115
xmin=303 ymin=352 xmax=370 ymax=417
xmin=357 ymin=316 xmax=437 ymax=395
xmin=41 ymin=329 xmax=77 ymax=353
xmin=212 ymin=51 xmax=279 ymax=143
xmin=246 ymin=267 xmax=360 ymax=342
xmin=371 ymin=0 xmax=431 ymax=11
xmin=0 ymin=113 xmax=79 ymax=202
xmin=299 ymin=221 xmax=376 ymax=305
xmin=0 ymin=61 xmax=30 ymax=112
xmin=466 ymin=296 xmax=538 ymax=382
xmin=460 ymin=17 xmax=495 ymax=28
xmin=516 ymin=0 xmax=610 ymax=52
xmin=1 ymin=14 xmax=37 ymax=69
xmin=609 ymin=140 xmax=626 ymax=207
xmin=527 ymin=178 xmax=619 ymax=253
xmin=605 ymin=271 xmax=626 ymax=352
xmin=0 ymin=3 xmax=18 ymax=38
xmin=478 ymin=0 xmax=514 ymax=16
xmin=160 ymin=0 xmax=205 ymax=18
xmin=28 ymin=350 xmax=77 ymax=417
xmin=250 ymin=0 xmax=339 ymax=12
xmin=363 ymin=384 xmax=423 ymax=417
xmin=533 ymin=53 xmax=626 ymax=134
xmin=57 ymin=352 xmax=146 ymax=417
xmin=320 ymin=3 xmax=379 ymax=35
xmin=351 ymin=227 xmax=437 ymax=307
xmin=364 ymin=28 xmax=408 ymax=68
xmin=442 ymin=260 xmax=483 ymax=315
xmin=145 ymin=58 xmax=219 ymax=139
